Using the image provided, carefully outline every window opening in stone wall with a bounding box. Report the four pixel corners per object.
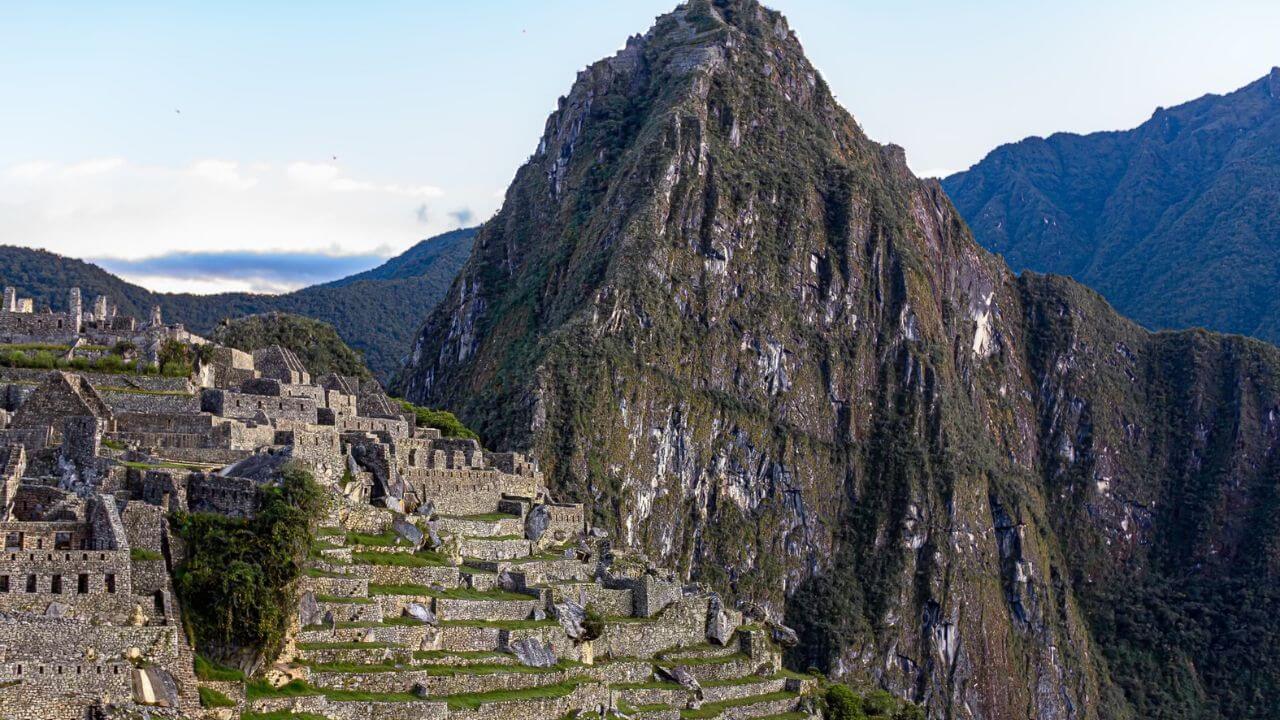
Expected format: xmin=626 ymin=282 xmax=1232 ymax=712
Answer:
xmin=5 ymin=531 xmax=20 ymax=549
xmin=0 ymin=575 xmax=8 ymax=592
xmin=55 ymin=531 xmax=71 ymax=550
xmin=26 ymin=574 xmax=36 ymax=592
xmin=51 ymin=574 xmax=62 ymax=594
xmin=105 ymin=573 xmax=116 ymax=593
xmin=78 ymin=574 xmax=88 ymax=593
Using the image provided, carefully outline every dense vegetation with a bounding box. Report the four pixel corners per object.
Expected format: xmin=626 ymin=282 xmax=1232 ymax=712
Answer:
xmin=397 ymin=2 xmax=1280 ymax=718
xmin=823 ymin=684 xmax=923 ymax=720
xmin=395 ymin=399 xmax=479 ymax=440
xmin=172 ymin=465 xmax=324 ymax=669
xmin=944 ymin=67 xmax=1280 ymax=343
xmin=0 ymin=227 xmax=473 ymax=379
xmin=212 ymin=312 xmax=373 ymax=380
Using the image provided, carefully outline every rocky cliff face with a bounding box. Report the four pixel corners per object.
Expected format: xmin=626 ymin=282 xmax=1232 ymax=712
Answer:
xmin=396 ymin=3 xmax=1280 ymax=718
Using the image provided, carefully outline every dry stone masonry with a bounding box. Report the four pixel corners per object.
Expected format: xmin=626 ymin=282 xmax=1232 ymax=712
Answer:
xmin=0 ymin=288 xmax=816 ymax=719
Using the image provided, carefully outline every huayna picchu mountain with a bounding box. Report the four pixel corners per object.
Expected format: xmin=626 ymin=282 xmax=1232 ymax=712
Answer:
xmin=397 ymin=2 xmax=1280 ymax=718
xmin=944 ymin=68 xmax=1280 ymax=343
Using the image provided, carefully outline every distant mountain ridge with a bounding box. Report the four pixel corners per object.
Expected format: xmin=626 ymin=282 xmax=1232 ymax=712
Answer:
xmin=0 ymin=227 xmax=475 ymax=379
xmin=944 ymin=67 xmax=1280 ymax=341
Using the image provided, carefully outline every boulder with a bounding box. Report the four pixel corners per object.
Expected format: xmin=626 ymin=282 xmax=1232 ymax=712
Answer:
xmin=45 ymin=602 xmax=70 ymax=618
xmin=525 ymin=504 xmax=552 ymax=542
xmin=705 ymin=593 xmax=737 ymax=646
xmin=132 ymin=667 xmax=179 ymax=707
xmin=530 ymin=606 xmax=547 ymax=621
xmin=299 ymin=591 xmax=323 ymax=628
xmin=553 ymin=600 xmax=587 ymax=640
xmin=768 ymin=620 xmax=799 ymax=648
xmin=405 ymin=602 xmax=438 ymax=626
xmin=657 ymin=664 xmax=702 ymax=692
xmin=497 ymin=570 xmax=520 ymax=592
xmin=414 ymin=499 xmax=436 ymax=519
xmin=510 ymin=637 xmax=558 ymax=668
xmin=392 ymin=516 xmax=425 ymax=549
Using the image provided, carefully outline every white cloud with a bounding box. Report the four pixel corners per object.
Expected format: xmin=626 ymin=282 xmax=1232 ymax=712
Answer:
xmin=0 ymin=157 xmax=489 ymax=293
xmin=286 ymin=162 xmax=442 ymax=197
xmin=188 ymin=160 xmax=258 ymax=190
xmin=63 ymin=157 xmax=126 ymax=177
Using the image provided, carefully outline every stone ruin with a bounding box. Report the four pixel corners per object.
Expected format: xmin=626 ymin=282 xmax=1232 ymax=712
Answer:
xmin=0 ymin=314 xmax=814 ymax=719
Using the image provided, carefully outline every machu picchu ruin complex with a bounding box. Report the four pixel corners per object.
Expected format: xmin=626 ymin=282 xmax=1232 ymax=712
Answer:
xmin=0 ymin=295 xmax=816 ymax=720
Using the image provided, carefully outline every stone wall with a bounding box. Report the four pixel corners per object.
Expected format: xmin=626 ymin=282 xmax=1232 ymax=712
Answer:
xmin=202 ymin=388 xmax=319 ymax=424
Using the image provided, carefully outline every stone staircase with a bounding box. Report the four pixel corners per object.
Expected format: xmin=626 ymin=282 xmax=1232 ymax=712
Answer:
xmin=193 ymin=498 xmax=818 ymax=719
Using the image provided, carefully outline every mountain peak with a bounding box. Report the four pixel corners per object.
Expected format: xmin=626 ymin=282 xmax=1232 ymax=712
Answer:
xmin=1270 ymin=65 xmax=1280 ymax=98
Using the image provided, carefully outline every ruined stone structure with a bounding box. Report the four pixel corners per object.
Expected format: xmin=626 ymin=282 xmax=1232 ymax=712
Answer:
xmin=0 ymin=285 xmax=204 ymax=361
xmin=0 ymin=306 xmax=813 ymax=719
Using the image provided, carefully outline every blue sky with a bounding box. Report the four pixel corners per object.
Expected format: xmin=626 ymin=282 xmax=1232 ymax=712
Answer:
xmin=1 ymin=0 xmax=1276 ymax=293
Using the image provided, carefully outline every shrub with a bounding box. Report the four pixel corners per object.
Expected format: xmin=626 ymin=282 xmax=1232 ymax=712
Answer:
xmin=582 ymin=603 xmax=605 ymax=641
xmin=173 ymin=465 xmax=324 ymax=666
xmin=395 ymin=399 xmax=479 ymax=440
xmin=864 ymin=689 xmax=896 ymax=716
xmin=825 ymin=684 xmax=866 ymax=720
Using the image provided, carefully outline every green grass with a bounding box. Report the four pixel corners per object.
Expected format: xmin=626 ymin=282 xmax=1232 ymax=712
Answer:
xmin=296 ymin=641 xmax=394 ymax=650
xmin=130 ymin=547 xmax=163 ymax=561
xmin=439 ymin=618 xmax=559 ymax=630
xmin=197 ymin=686 xmax=236 ymax=708
xmin=412 ymin=650 xmax=508 ymax=661
xmin=245 ymin=679 xmax=322 ymax=701
xmin=346 ymin=528 xmax=405 ymax=547
xmin=314 ymin=593 xmax=373 ymax=604
xmin=428 ymin=680 xmax=585 ymax=710
xmin=316 ymin=526 xmax=345 ymax=537
xmin=658 ymin=652 xmax=747 ymax=667
xmin=193 ymin=654 xmax=244 ymax=682
xmin=305 ymin=659 xmax=404 ymax=674
xmin=121 ymin=460 xmax=204 ymax=471
xmin=679 ymin=691 xmax=799 ymax=719
xmin=238 ymin=707 xmax=332 ymax=712
xmin=102 ymin=438 xmax=128 ymax=451
xmin=368 ymin=583 xmax=533 ymax=601
xmin=352 ymin=549 xmax=449 ymax=567
xmin=439 ymin=512 xmax=519 ymax=522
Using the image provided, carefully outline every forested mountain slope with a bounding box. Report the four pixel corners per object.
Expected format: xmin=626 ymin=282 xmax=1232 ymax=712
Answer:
xmin=397 ymin=2 xmax=1280 ymax=718
xmin=944 ymin=68 xmax=1280 ymax=341
xmin=0 ymin=227 xmax=474 ymax=379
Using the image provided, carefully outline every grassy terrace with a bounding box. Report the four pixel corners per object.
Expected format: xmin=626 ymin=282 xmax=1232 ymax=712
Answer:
xmin=197 ymin=686 xmax=236 ymax=708
xmin=130 ymin=548 xmax=163 ymax=561
xmin=412 ymin=650 xmax=508 ymax=661
xmin=439 ymin=618 xmax=560 ymax=630
xmin=120 ymin=460 xmax=205 ymax=471
xmin=438 ymin=512 xmax=519 ymax=522
xmin=296 ymin=641 xmax=396 ymax=650
xmin=368 ymin=583 xmax=534 ymax=601
xmin=314 ymin=594 xmax=373 ymax=604
xmin=352 ymin=549 xmax=449 ymax=567
xmin=246 ymin=677 xmax=590 ymax=707
xmin=656 ymin=652 xmax=748 ymax=667
xmin=679 ymin=690 xmax=799 ymax=719
xmin=194 ymin=655 xmax=245 ymax=682
xmin=239 ymin=707 xmax=330 ymax=712
xmin=430 ymin=680 xmax=586 ymax=710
